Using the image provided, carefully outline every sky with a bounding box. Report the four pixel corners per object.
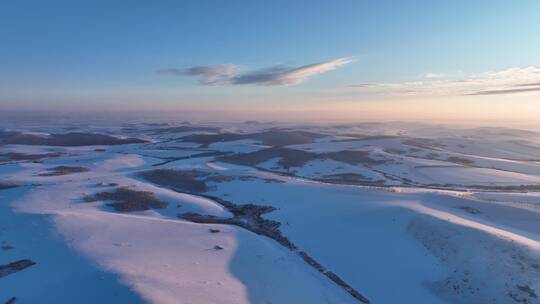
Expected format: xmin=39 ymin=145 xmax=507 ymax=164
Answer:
xmin=1 ymin=0 xmax=539 ymax=123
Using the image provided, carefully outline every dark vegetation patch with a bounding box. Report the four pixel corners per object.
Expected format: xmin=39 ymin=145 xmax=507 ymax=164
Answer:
xmin=180 ymin=130 xmax=325 ymax=147
xmin=243 ymin=120 xmax=264 ymax=125
xmin=0 ymin=152 xmax=62 ymax=162
xmin=0 ymin=131 xmax=147 ymax=146
xmin=149 ymin=125 xmax=220 ymax=135
xmin=332 ymin=135 xmax=399 ymax=142
xmin=140 ymin=168 xmax=276 ymax=191
xmin=323 ymin=173 xmax=372 ymax=181
xmin=415 ymin=165 xmax=463 ymax=169
xmin=219 ymin=147 xmax=316 ymax=169
xmin=324 ymin=150 xmax=387 ymax=166
xmin=84 ymin=187 xmax=168 ymax=212
xmin=178 ymin=196 xmax=290 ymax=247
xmin=218 ymin=148 xmax=387 ymax=170
xmin=298 ymin=251 xmax=324 ymax=271
xmin=324 ymin=271 xmax=371 ymax=303
xmin=513 ymin=285 xmax=538 ymax=300
xmin=318 ymin=174 xmax=385 ymax=186
xmin=0 ymin=259 xmax=35 ymax=278
xmin=261 ymin=177 xmax=286 ymax=183
xmin=139 ymin=169 xmax=209 ymax=193
xmin=0 ymin=183 xmax=18 ymax=190
xmin=318 ymin=173 xmax=385 ymax=186
xmin=456 ymin=206 xmax=481 ymax=215
xmin=403 ymin=138 xmax=446 ymax=150
xmin=95 ymin=182 xmax=119 ymax=187
xmin=143 ymin=122 xmax=170 ymax=127
xmin=38 ymin=166 xmax=90 ymax=176
xmin=446 ymin=156 xmax=475 ymax=165
xmin=1 ymin=244 xmax=14 ymax=251
xmin=427 ymin=183 xmax=540 ymax=192
xmin=5 ymin=296 xmax=16 ymax=304
xmin=182 ymin=209 xmax=286 ymax=244
xmin=205 ymin=174 xmax=237 ymax=183
xmin=151 ymin=151 xmax=232 ymax=167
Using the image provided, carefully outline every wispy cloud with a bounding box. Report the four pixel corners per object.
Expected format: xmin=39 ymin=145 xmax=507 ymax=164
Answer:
xmin=232 ymin=57 xmax=353 ymax=86
xmin=158 ymin=57 xmax=353 ymax=86
xmin=467 ymin=86 xmax=540 ymax=96
xmin=348 ymin=67 xmax=540 ymax=96
xmin=158 ymin=64 xmax=237 ymax=85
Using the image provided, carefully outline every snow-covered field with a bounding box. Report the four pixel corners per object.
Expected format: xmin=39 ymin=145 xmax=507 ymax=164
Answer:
xmin=1 ymin=121 xmax=539 ymax=304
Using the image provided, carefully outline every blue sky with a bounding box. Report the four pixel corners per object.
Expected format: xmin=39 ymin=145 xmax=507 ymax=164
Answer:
xmin=1 ymin=1 xmax=539 ymax=121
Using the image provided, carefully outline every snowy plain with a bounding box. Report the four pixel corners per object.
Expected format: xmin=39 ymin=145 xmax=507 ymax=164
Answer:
xmin=0 ymin=121 xmax=539 ymax=304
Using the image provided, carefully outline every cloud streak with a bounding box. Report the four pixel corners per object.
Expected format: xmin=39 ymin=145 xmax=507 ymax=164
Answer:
xmin=347 ymin=66 xmax=540 ymax=96
xmin=467 ymin=86 xmax=540 ymax=96
xmin=158 ymin=64 xmax=237 ymax=85
xmin=232 ymin=57 xmax=353 ymax=86
xmin=158 ymin=57 xmax=352 ymax=86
